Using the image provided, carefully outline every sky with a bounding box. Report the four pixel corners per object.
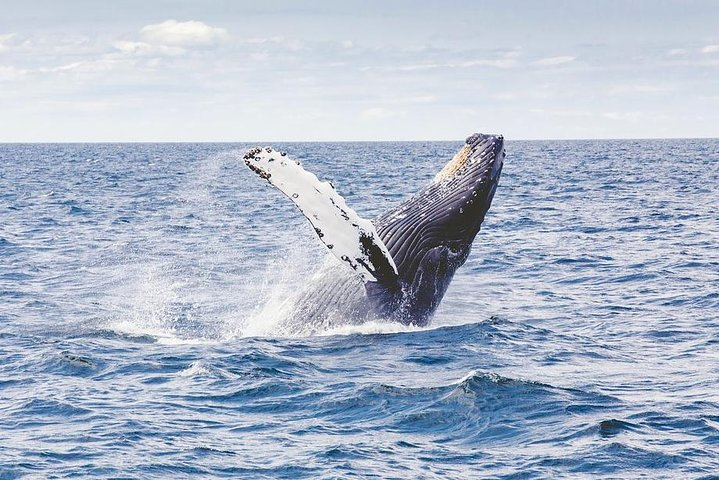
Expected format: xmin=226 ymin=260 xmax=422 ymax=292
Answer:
xmin=1 ymin=0 xmax=718 ymax=141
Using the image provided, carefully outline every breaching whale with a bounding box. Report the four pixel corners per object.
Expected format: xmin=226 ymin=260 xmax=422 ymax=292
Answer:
xmin=243 ymin=133 xmax=505 ymax=333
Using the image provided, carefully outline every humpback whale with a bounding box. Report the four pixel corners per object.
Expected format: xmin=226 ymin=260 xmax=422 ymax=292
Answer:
xmin=243 ymin=133 xmax=505 ymax=332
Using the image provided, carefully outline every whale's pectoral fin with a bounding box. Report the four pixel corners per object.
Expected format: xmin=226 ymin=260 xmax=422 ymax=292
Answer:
xmin=244 ymin=147 xmax=399 ymax=285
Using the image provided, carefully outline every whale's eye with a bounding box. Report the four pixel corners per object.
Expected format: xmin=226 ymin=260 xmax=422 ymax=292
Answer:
xmin=446 ymin=243 xmax=462 ymax=255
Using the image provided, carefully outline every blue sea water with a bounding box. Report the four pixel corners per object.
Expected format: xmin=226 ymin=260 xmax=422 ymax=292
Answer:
xmin=1 ymin=139 xmax=718 ymax=479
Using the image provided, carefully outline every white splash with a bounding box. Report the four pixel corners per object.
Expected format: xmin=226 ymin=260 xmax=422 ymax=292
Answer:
xmin=318 ymin=320 xmax=427 ymax=337
xmin=178 ymin=360 xmax=236 ymax=378
xmin=98 ymin=149 xmax=424 ymax=342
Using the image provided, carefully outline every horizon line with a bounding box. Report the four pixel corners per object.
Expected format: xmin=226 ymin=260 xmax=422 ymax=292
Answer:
xmin=1 ymin=136 xmax=718 ymax=144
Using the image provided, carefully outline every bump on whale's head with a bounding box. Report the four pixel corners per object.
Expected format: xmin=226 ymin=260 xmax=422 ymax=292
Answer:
xmin=375 ymin=133 xmax=505 ymax=324
xmin=434 ymin=133 xmax=505 ymax=185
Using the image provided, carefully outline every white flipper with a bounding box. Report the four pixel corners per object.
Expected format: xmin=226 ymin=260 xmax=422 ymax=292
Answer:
xmin=244 ymin=147 xmax=398 ymax=283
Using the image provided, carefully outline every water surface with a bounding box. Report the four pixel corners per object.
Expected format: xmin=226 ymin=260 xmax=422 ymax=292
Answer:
xmin=1 ymin=140 xmax=718 ymax=478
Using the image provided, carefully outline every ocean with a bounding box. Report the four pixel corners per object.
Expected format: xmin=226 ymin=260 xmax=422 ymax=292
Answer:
xmin=1 ymin=139 xmax=718 ymax=478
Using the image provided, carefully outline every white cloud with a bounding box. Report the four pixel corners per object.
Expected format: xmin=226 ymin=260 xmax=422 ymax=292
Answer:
xmin=0 ymin=65 xmax=27 ymax=81
xmin=454 ymin=49 xmax=520 ymax=68
xmin=241 ymin=36 xmax=286 ymax=45
xmin=532 ymin=55 xmax=576 ymax=66
xmin=49 ymin=61 xmax=85 ymax=72
xmin=108 ymin=20 xmax=227 ymax=59
xmin=667 ymin=48 xmax=687 ymax=56
xmin=387 ymin=95 xmax=436 ymax=104
xmin=457 ymin=58 xmax=518 ymax=68
xmin=239 ymin=36 xmax=303 ymax=51
xmin=140 ymin=20 xmax=228 ymax=47
xmin=701 ymin=44 xmax=719 ymax=54
xmin=113 ymin=40 xmax=185 ymax=57
xmin=43 ymin=58 xmax=124 ymax=74
xmin=392 ymin=63 xmax=442 ymax=71
xmin=374 ymin=57 xmax=518 ymax=72
xmin=0 ymin=33 xmax=17 ymax=52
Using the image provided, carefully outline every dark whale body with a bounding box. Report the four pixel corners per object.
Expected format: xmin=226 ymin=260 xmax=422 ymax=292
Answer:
xmin=244 ymin=133 xmax=505 ymax=333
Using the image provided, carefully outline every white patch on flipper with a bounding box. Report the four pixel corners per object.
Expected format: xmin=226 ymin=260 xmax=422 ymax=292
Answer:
xmin=244 ymin=147 xmax=398 ymax=283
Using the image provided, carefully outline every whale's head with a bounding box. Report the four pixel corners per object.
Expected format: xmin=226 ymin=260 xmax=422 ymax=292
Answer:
xmin=373 ymin=133 xmax=505 ymax=324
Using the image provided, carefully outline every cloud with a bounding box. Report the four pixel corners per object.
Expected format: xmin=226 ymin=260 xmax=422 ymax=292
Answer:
xmin=386 ymin=95 xmax=436 ymax=104
xmin=701 ymin=44 xmax=719 ymax=54
xmin=458 ymin=48 xmax=521 ymax=68
xmin=110 ymin=20 xmax=228 ymax=58
xmin=368 ymin=56 xmax=519 ymax=73
xmin=387 ymin=63 xmax=441 ymax=72
xmin=48 ymin=61 xmax=86 ymax=72
xmin=139 ymin=20 xmax=228 ymax=47
xmin=667 ymin=48 xmax=687 ymax=56
xmin=241 ymin=36 xmax=286 ymax=45
xmin=457 ymin=58 xmax=518 ymax=68
xmin=42 ymin=58 xmax=126 ymax=75
xmin=0 ymin=65 xmax=27 ymax=81
xmin=239 ymin=35 xmax=303 ymax=51
xmin=532 ymin=55 xmax=576 ymax=66
xmin=0 ymin=33 xmax=17 ymax=52
xmin=113 ymin=40 xmax=185 ymax=57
